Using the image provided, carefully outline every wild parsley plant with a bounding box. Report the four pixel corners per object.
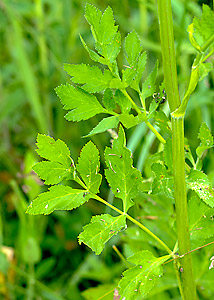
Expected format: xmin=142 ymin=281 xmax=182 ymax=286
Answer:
xmin=27 ymin=2 xmax=214 ymax=299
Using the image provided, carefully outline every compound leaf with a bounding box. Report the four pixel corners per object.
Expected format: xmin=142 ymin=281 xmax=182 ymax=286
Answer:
xmin=55 ymin=83 xmax=106 ymax=121
xmin=187 ymin=169 xmax=214 ymax=208
xmin=26 ymin=185 xmax=88 ymax=215
xmin=196 ymin=122 xmax=213 ymax=158
xmin=118 ymin=250 xmax=170 ymax=300
xmin=64 ymin=64 xmax=115 ymax=93
xmin=84 ymin=116 xmax=119 ymax=138
xmin=77 ymin=141 xmax=102 ymax=194
xmin=104 ymin=126 xmax=142 ymax=212
xmin=78 ymin=214 xmax=126 ymax=255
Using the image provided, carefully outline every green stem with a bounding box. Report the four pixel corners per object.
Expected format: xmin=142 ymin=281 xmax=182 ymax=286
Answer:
xmin=93 ymin=194 xmax=172 ymax=254
xmin=158 ymin=1 xmax=197 ymax=299
xmin=122 ymin=90 xmax=166 ymax=144
xmin=172 ymin=116 xmax=196 ymax=299
xmin=157 ymin=0 xmax=180 ymax=112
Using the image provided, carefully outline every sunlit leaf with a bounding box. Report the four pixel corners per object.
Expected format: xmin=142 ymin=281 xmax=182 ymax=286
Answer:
xmin=78 ymin=214 xmax=126 ymax=255
xmin=187 ymin=169 xmax=214 ymax=207
xmin=77 ymin=141 xmax=102 ymax=194
xmin=118 ymin=250 xmax=170 ymax=300
xmin=104 ymin=126 xmax=142 ymax=212
xmin=26 ymin=186 xmax=88 ymax=215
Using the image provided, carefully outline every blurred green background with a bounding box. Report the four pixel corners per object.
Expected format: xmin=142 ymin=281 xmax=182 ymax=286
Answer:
xmin=0 ymin=0 xmax=213 ymax=299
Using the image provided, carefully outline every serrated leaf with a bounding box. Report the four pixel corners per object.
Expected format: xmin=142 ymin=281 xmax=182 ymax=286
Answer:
xmin=64 ymin=64 xmax=115 ymax=93
xmin=199 ymin=62 xmax=214 ymax=81
xmin=141 ymin=60 xmax=158 ymax=98
xmin=85 ymin=4 xmax=120 ymax=65
xmin=98 ymin=6 xmax=118 ymax=44
xmin=35 ymin=134 xmax=72 ymax=166
xmin=130 ymin=52 xmax=147 ymax=91
xmin=78 ymin=214 xmax=126 ymax=255
xmin=192 ymin=4 xmax=214 ymax=47
xmin=188 ymin=194 xmax=214 ymax=251
xmin=79 ymin=34 xmax=107 ymax=65
xmin=104 ymin=126 xmax=142 ymax=212
xmin=188 ymin=194 xmax=210 ymax=231
xmin=33 ymin=161 xmax=74 ymax=185
xmin=102 ymin=88 xmax=116 ymax=111
xmin=124 ymin=31 xmax=147 ymax=89
xmin=118 ymin=250 xmax=170 ymax=300
xmin=55 ymin=83 xmax=106 ymax=121
xmin=196 ymin=122 xmax=213 ymax=158
xmin=26 ymin=186 xmax=88 ymax=215
xmin=84 ymin=116 xmax=119 ymax=138
xmin=114 ymin=89 xmax=131 ymax=114
xmin=77 ymin=141 xmax=102 ymax=194
xmin=125 ymin=31 xmax=143 ymax=66
xmin=151 ymin=163 xmax=174 ymax=199
xmin=119 ymin=113 xmax=146 ymax=129
xmin=187 ymin=169 xmax=214 ymax=207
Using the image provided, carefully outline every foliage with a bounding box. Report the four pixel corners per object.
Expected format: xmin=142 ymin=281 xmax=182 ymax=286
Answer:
xmin=1 ymin=1 xmax=214 ymax=299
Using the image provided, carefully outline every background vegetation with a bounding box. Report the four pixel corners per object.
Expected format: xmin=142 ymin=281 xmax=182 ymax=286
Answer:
xmin=0 ymin=0 xmax=213 ymax=299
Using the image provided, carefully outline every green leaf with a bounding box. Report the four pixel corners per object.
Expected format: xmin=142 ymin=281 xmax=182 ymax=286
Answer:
xmin=85 ymin=4 xmax=121 ymax=65
xmin=78 ymin=214 xmax=126 ymax=255
xmin=35 ymin=134 xmax=72 ymax=166
xmin=114 ymin=89 xmax=131 ymax=114
xmin=130 ymin=52 xmax=147 ymax=91
xmin=102 ymin=88 xmax=116 ymax=111
xmin=187 ymin=169 xmax=214 ymax=208
xmin=199 ymin=62 xmax=214 ymax=81
xmin=64 ymin=64 xmax=115 ymax=93
xmin=118 ymin=250 xmax=170 ymax=300
xmin=141 ymin=61 xmax=158 ymax=99
xmin=119 ymin=113 xmax=146 ymax=129
xmin=55 ymin=83 xmax=106 ymax=121
xmin=151 ymin=163 xmax=174 ymax=199
xmin=125 ymin=31 xmax=143 ymax=66
xmin=104 ymin=126 xmax=143 ymax=212
xmin=123 ymin=31 xmax=147 ymax=89
xmin=79 ymin=34 xmax=107 ymax=65
xmin=77 ymin=141 xmax=102 ymax=194
xmin=84 ymin=116 xmax=119 ymax=138
xmin=196 ymin=122 xmax=213 ymax=158
xmin=141 ymin=60 xmax=158 ymax=98
xmin=33 ymin=161 xmax=74 ymax=185
xmin=188 ymin=194 xmax=214 ymax=251
xmin=192 ymin=4 xmax=214 ymax=47
xmin=26 ymin=185 xmax=88 ymax=215
xmin=188 ymin=194 xmax=210 ymax=231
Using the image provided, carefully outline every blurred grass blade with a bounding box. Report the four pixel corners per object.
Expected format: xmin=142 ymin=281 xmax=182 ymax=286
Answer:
xmin=4 ymin=2 xmax=48 ymax=133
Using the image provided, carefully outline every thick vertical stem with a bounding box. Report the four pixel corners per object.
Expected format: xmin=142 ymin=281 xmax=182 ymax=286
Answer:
xmin=157 ymin=0 xmax=197 ymax=299
xmin=172 ymin=117 xmax=196 ymax=299
xmin=157 ymin=0 xmax=180 ymax=112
